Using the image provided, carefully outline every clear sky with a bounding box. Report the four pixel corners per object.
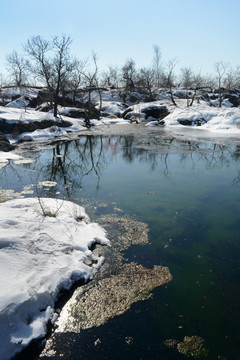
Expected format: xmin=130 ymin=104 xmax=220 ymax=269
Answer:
xmin=0 ymin=0 xmax=239 ymax=78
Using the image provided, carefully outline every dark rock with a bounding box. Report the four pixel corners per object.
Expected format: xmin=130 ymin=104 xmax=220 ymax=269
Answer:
xmin=228 ymin=95 xmax=240 ymax=107
xmin=0 ymin=132 xmax=15 ymax=152
xmin=123 ymin=112 xmax=143 ymax=122
xmin=178 ymin=117 xmax=207 ymax=126
xmin=11 ymin=94 xmax=21 ymax=102
xmin=208 ymin=93 xmax=218 ymax=100
xmin=81 ymin=103 xmax=100 ymax=119
xmin=0 ymin=118 xmax=72 ymax=136
xmin=100 ymin=113 xmax=120 ymax=119
xmin=28 ymin=92 xmax=76 ymax=108
xmin=122 ymin=106 xmax=134 ymax=119
xmin=141 ymin=105 xmax=170 ymax=119
xmin=62 ymin=108 xmax=87 ymax=118
xmin=158 ymin=120 xmax=166 ymax=126
xmin=127 ymin=94 xmax=139 ymax=103
xmin=58 ymin=103 xmax=100 ymax=120
xmin=28 ymin=91 xmax=51 ymax=108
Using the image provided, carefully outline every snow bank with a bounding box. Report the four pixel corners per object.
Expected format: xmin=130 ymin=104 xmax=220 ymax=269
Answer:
xmin=1 ymin=97 xmax=240 ymax=146
xmin=0 ymin=105 xmax=130 ymax=143
xmin=99 ymin=101 xmax=126 ymax=116
xmin=0 ymin=106 xmax=60 ymax=124
xmin=6 ymin=96 xmax=30 ymax=109
xmin=0 ymin=151 xmax=22 ymax=164
xmin=163 ymin=105 xmax=240 ymax=133
xmin=0 ymin=198 xmax=109 ymax=360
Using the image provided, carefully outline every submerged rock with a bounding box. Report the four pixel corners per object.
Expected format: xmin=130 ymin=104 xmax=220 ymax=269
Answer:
xmin=165 ymin=335 xmax=208 ymax=358
xmin=55 ymin=262 xmax=172 ymax=333
xmin=97 ymin=214 xmax=149 ymax=250
xmin=177 ymin=336 xmax=208 ymax=358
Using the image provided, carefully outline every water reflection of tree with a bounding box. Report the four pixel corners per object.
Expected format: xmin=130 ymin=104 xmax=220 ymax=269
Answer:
xmin=1 ymin=135 xmax=240 ymax=202
xmin=38 ymin=136 xmax=109 ymax=196
xmin=116 ymin=136 xmax=240 ymax=181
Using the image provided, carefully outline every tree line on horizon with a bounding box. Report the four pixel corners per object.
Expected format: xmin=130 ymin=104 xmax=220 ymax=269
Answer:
xmin=1 ymin=34 xmax=240 ymax=117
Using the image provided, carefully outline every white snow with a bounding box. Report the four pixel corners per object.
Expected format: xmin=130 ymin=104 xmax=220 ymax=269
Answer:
xmin=0 ymin=198 xmax=109 ymax=360
xmin=0 ymin=151 xmax=22 ymax=163
xmin=126 ymin=101 xmax=240 ymax=134
xmin=0 ymin=105 xmax=130 ymax=143
xmin=99 ymin=101 xmax=126 ymax=116
xmin=162 ymin=104 xmax=240 ymax=133
xmin=1 ymin=93 xmax=239 ymax=146
xmin=6 ymin=96 xmax=30 ymax=109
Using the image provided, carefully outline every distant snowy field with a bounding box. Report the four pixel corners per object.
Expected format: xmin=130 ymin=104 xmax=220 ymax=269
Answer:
xmin=0 ymin=198 xmax=109 ymax=360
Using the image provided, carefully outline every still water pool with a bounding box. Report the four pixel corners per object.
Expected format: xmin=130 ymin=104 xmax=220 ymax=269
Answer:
xmin=2 ymin=126 xmax=240 ymax=359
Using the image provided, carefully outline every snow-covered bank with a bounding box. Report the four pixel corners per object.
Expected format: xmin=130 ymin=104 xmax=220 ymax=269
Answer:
xmin=126 ymin=101 xmax=240 ymax=134
xmin=1 ymin=94 xmax=240 ymax=148
xmin=163 ymin=104 xmax=240 ymax=133
xmin=0 ymin=105 xmax=131 ymax=143
xmin=0 ymin=198 xmax=109 ymax=360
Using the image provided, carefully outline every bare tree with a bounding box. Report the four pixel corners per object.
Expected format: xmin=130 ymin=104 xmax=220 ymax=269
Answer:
xmin=180 ymin=66 xmax=193 ymax=107
xmin=214 ymin=61 xmax=229 ymax=107
xmin=0 ymin=73 xmax=7 ymax=106
xmin=224 ymin=66 xmax=240 ymax=92
xmin=66 ymin=58 xmax=87 ymax=104
xmin=51 ymin=35 xmax=74 ymax=116
xmin=80 ymin=51 xmax=101 ymax=125
xmin=121 ymin=58 xmax=136 ymax=93
xmin=189 ymin=72 xmax=204 ymax=106
xmin=101 ymin=65 xmax=120 ymax=90
xmin=6 ymin=50 xmax=29 ymax=87
xmin=24 ymin=34 xmax=74 ymax=117
xmin=137 ymin=67 xmax=155 ymax=101
xmin=24 ymin=35 xmax=52 ymax=87
xmin=152 ymin=44 xmax=162 ymax=88
xmin=180 ymin=67 xmax=204 ymax=107
xmin=163 ymin=59 xmax=178 ymax=106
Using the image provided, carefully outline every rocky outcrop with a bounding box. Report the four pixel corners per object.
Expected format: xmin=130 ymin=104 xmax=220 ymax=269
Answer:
xmin=122 ymin=106 xmax=134 ymax=119
xmin=123 ymin=112 xmax=145 ymax=122
xmin=0 ymin=132 xmax=15 ymax=152
xmin=62 ymin=105 xmax=100 ymax=119
xmin=0 ymin=118 xmax=72 ymax=136
xmin=123 ymin=104 xmax=170 ymax=121
xmin=141 ymin=105 xmax=170 ymax=119
xmin=178 ymin=117 xmax=207 ymax=126
xmin=228 ymin=94 xmax=240 ymax=107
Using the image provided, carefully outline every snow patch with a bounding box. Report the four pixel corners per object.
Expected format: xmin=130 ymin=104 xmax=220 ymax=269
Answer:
xmin=0 ymin=198 xmax=109 ymax=360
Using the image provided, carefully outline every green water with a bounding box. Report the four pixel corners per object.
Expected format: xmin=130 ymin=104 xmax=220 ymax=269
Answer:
xmin=3 ymin=128 xmax=240 ymax=360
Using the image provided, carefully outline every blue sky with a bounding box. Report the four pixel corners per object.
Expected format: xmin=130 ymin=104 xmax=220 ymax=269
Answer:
xmin=0 ymin=0 xmax=239 ymax=78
